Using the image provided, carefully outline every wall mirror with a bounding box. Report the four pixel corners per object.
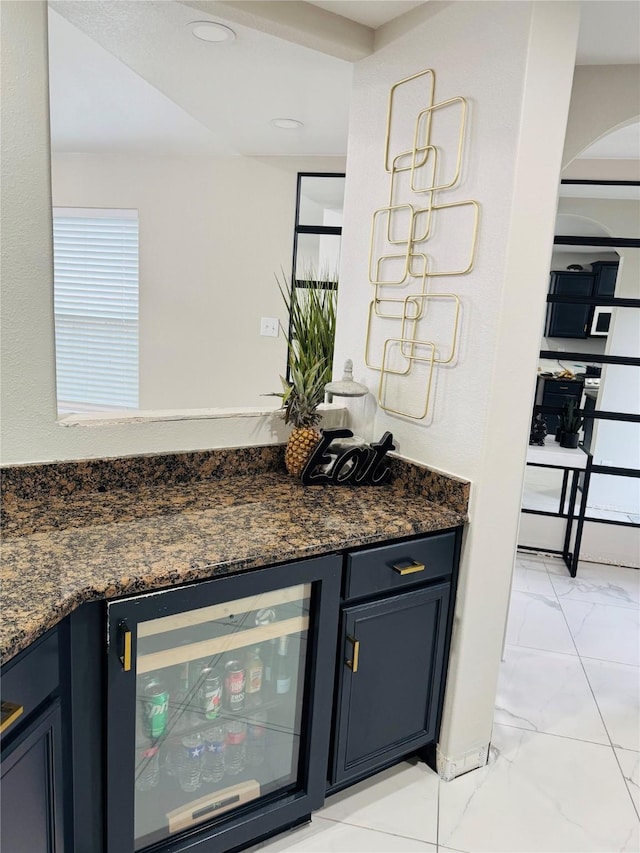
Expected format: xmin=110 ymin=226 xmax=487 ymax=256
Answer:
xmin=523 ymin=174 xmax=640 ymax=528
xmin=46 ymin=1 xmax=351 ymax=416
xmin=294 ymin=174 xmax=345 ymax=282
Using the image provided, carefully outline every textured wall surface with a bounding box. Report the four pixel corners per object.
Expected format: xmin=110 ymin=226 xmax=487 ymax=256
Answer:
xmin=333 ymin=0 xmax=580 ymax=769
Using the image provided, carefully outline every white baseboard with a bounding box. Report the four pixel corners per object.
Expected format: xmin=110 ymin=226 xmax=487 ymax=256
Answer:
xmin=436 ymin=741 xmax=491 ymax=782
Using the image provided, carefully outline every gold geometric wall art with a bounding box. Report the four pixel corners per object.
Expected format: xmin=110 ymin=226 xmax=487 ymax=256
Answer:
xmin=378 ymin=338 xmax=436 ymax=420
xmin=367 ymin=68 xmax=480 ymax=420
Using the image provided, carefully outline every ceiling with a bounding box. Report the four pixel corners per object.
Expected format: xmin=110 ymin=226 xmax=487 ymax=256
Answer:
xmin=307 ymin=1 xmax=426 ymax=29
xmin=48 ymin=9 xmax=232 ymax=156
xmin=576 ymin=1 xmax=640 ymax=64
xmin=49 ymin=0 xmax=354 ymax=157
xmin=48 ymin=0 xmax=640 ymax=159
xmin=579 ymin=122 xmax=640 ymax=160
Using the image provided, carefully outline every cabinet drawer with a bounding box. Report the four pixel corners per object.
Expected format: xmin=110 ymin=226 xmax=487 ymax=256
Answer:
xmin=544 ymin=381 xmax=582 ymax=396
xmin=1 ymin=630 xmax=59 ymax=741
xmin=345 ymin=531 xmax=456 ymax=601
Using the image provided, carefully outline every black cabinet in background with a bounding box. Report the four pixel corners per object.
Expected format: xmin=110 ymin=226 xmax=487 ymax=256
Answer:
xmin=591 ymin=261 xmax=618 ymax=297
xmin=545 ymin=271 xmax=594 ymax=339
xmin=535 ymin=376 xmax=583 ymax=433
xmin=545 ymin=262 xmax=619 ymax=339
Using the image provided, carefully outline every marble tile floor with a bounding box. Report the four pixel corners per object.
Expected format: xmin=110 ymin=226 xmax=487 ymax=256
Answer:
xmin=251 ymin=553 xmax=639 ymax=853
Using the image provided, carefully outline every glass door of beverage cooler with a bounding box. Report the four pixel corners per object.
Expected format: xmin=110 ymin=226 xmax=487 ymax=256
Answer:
xmin=106 ymin=556 xmax=341 ymax=853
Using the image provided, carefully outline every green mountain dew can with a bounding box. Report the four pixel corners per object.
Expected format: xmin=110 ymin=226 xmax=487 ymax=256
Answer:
xmin=143 ymin=677 xmax=169 ymax=739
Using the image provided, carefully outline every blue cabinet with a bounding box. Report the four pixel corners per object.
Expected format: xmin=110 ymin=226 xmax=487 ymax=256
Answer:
xmin=332 ymin=584 xmax=450 ymax=785
xmin=330 ymin=530 xmax=460 ymax=789
xmin=0 ymin=631 xmax=65 ymax=853
xmin=1 ymin=529 xmax=463 ymax=853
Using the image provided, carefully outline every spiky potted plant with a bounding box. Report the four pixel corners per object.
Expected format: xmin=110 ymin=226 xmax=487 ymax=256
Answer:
xmin=559 ymin=399 xmax=584 ymax=448
xmin=276 ymin=273 xmax=337 ymax=477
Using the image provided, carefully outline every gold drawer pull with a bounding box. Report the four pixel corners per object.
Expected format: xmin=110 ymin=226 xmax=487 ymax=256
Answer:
xmin=1 ymin=701 xmax=24 ymax=734
xmin=393 ymin=560 xmax=425 ymax=576
xmin=345 ymin=634 xmax=360 ymax=673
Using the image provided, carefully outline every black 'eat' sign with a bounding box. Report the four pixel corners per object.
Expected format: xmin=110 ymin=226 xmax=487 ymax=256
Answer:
xmin=300 ymin=428 xmax=395 ymax=486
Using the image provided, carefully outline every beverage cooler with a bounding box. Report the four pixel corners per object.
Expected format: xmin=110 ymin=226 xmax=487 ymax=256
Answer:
xmin=106 ymin=556 xmax=341 ymax=853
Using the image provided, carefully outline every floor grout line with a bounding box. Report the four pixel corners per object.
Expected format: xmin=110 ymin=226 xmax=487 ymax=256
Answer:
xmin=506 ymin=641 xmax=579 ymax=658
xmin=502 ymin=641 xmax=580 ymax=660
xmin=313 ymin=814 xmax=439 ymax=848
xmin=496 ymin=721 xmax=612 ymax=749
xmin=578 ymin=654 xmax=640 ymax=668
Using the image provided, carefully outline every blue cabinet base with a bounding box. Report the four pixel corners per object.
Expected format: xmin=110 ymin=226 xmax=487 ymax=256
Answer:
xmin=2 ymin=527 xmax=463 ymax=853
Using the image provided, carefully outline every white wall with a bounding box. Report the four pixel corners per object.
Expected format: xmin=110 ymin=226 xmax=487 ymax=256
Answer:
xmin=563 ymin=158 xmax=640 ymax=182
xmin=334 ymin=0 xmax=579 ymax=773
xmin=563 ymin=65 xmax=640 ymax=167
xmin=51 ymin=153 xmax=345 ymax=410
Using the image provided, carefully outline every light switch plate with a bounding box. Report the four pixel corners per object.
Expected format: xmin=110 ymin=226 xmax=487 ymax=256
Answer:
xmin=260 ymin=317 xmax=279 ymax=337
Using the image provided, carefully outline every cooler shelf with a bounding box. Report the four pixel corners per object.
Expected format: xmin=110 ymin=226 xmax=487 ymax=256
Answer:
xmin=137 ymin=616 xmax=309 ymax=674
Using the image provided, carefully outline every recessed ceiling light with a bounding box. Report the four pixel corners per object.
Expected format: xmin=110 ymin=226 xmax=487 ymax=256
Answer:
xmin=189 ymin=21 xmax=236 ymax=43
xmin=270 ymin=118 xmax=304 ymax=130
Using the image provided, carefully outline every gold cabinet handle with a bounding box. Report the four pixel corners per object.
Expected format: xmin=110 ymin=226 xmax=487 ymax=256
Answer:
xmin=392 ymin=560 xmax=425 ymax=576
xmin=0 ymin=701 xmax=24 ymax=734
xmin=345 ymin=634 xmax=360 ymax=673
xmin=119 ymin=621 xmax=132 ymax=672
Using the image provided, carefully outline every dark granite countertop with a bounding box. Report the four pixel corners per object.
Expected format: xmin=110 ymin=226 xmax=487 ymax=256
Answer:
xmin=0 ymin=447 xmax=469 ymax=666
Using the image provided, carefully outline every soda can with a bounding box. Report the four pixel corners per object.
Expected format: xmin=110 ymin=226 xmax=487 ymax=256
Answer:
xmin=202 ymin=670 xmax=223 ymax=720
xmin=224 ymin=660 xmax=246 ymax=712
xmin=143 ymin=678 xmax=169 ymax=739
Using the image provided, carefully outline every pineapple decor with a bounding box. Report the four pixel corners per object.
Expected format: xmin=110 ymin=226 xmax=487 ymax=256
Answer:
xmin=276 ymin=273 xmax=337 ymax=478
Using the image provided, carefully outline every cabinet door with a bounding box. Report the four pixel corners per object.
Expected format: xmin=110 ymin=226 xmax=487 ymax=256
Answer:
xmin=106 ymin=555 xmax=340 ymax=853
xmin=331 ymin=582 xmax=450 ymax=785
xmin=1 ymin=701 xmax=64 ymax=853
xmin=546 ymin=272 xmax=594 ymax=338
xmin=592 ymin=262 xmax=618 ymax=297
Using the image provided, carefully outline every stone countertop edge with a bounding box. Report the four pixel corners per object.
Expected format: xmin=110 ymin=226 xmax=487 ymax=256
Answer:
xmin=0 ymin=447 xmax=469 ymax=666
